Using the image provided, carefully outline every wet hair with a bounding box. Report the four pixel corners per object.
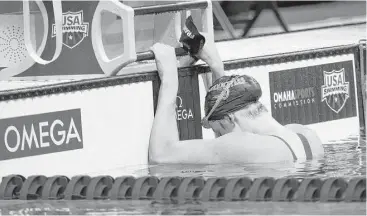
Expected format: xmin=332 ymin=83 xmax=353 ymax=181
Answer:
xmin=208 ymin=101 xmax=268 ymax=136
xmin=233 ymin=101 xmax=268 ymax=119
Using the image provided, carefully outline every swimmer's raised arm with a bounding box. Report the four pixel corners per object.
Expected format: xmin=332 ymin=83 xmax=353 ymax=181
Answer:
xmin=149 ymin=43 xmax=180 ymax=163
xmin=196 ymin=33 xmax=225 ymax=82
xmin=148 ymin=43 xmax=224 ymax=164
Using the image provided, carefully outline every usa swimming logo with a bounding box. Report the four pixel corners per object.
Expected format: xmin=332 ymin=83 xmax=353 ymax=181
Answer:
xmin=321 ymin=68 xmax=350 ymax=113
xmin=52 ymin=11 xmax=89 ymax=49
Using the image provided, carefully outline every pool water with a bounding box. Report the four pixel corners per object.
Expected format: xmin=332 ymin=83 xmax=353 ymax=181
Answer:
xmin=147 ymin=136 xmax=365 ymax=179
xmin=0 ymin=134 xmax=365 ymax=215
xmin=0 ymin=200 xmax=365 ymax=215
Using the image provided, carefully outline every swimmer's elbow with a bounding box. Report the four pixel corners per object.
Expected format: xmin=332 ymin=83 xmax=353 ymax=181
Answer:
xmin=149 ymin=136 xmax=189 ymax=164
xmin=148 ymin=139 xmax=175 ymax=164
xmin=149 ymin=139 xmax=219 ymax=164
xmin=149 ymin=154 xmax=166 ymax=164
xmin=148 ymin=146 xmax=181 ymax=164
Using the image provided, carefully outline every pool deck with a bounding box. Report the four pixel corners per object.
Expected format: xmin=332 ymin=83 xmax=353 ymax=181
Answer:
xmin=214 ymin=1 xmax=366 ymax=40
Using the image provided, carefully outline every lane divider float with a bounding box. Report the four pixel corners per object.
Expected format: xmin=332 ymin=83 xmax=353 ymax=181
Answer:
xmin=0 ymin=175 xmax=365 ymax=202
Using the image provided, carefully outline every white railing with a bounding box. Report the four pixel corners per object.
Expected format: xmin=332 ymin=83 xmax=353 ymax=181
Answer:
xmin=23 ymin=0 xmax=63 ymax=65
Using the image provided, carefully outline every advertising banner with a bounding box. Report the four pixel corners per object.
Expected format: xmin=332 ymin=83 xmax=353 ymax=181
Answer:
xmin=269 ymin=60 xmax=357 ymax=125
xmin=0 ymin=109 xmax=83 ymax=161
xmin=153 ymin=72 xmax=203 ymax=141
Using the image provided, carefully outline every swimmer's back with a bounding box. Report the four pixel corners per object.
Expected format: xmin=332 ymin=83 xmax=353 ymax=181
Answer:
xmin=214 ymin=125 xmax=324 ymax=163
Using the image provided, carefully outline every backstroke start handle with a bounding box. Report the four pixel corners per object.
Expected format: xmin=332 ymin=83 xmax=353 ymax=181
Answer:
xmin=136 ymin=48 xmax=188 ymax=62
xmin=23 ymin=0 xmax=63 ymax=65
xmin=109 ymin=48 xmax=188 ymax=75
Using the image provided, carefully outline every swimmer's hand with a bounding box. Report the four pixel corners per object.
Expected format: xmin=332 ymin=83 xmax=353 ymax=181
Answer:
xmin=150 ymin=43 xmax=179 ymax=85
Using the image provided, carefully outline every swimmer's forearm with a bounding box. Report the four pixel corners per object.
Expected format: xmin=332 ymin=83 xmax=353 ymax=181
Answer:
xmin=149 ymin=81 xmax=180 ymax=161
xmin=210 ymin=62 xmax=225 ymax=82
xmin=197 ymin=41 xmax=225 ymax=85
xmin=200 ymin=62 xmax=225 ymax=91
xmin=208 ymin=45 xmax=225 ymax=81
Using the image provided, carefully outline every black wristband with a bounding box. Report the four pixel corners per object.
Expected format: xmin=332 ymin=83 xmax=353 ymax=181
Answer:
xmin=179 ymin=16 xmax=206 ymax=56
xmin=192 ymin=55 xmax=199 ymax=61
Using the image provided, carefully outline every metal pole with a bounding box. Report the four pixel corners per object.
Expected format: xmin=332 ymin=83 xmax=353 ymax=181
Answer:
xmin=134 ymin=1 xmax=208 ymax=16
xmin=110 ymin=48 xmax=189 ymax=75
xmin=212 ymin=1 xmax=236 ymax=39
xmin=359 ymin=39 xmax=366 ymax=134
xmin=136 ymin=47 xmax=188 ymax=61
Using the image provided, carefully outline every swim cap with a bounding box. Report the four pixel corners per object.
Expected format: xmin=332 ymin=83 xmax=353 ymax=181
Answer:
xmin=203 ymin=75 xmax=262 ymax=125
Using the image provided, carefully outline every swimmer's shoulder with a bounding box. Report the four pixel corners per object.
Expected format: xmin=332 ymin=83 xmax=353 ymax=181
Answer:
xmin=285 ymin=124 xmax=325 ymax=158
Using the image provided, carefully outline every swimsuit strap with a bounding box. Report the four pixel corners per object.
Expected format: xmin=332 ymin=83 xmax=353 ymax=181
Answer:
xmin=296 ymin=133 xmax=313 ymax=160
xmin=270 ymin=133 xmax=313 ymax=161
xmin=269 ymin=135 xmax=297 ymax=161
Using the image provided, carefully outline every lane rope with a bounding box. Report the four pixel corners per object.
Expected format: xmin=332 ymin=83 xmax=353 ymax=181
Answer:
xmin=0 ymin=175 xmax=365 ymax=202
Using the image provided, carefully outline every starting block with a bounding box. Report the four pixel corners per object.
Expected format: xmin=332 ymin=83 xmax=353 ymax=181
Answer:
xmin=0 ymin=0 xmax=214 ymax=80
